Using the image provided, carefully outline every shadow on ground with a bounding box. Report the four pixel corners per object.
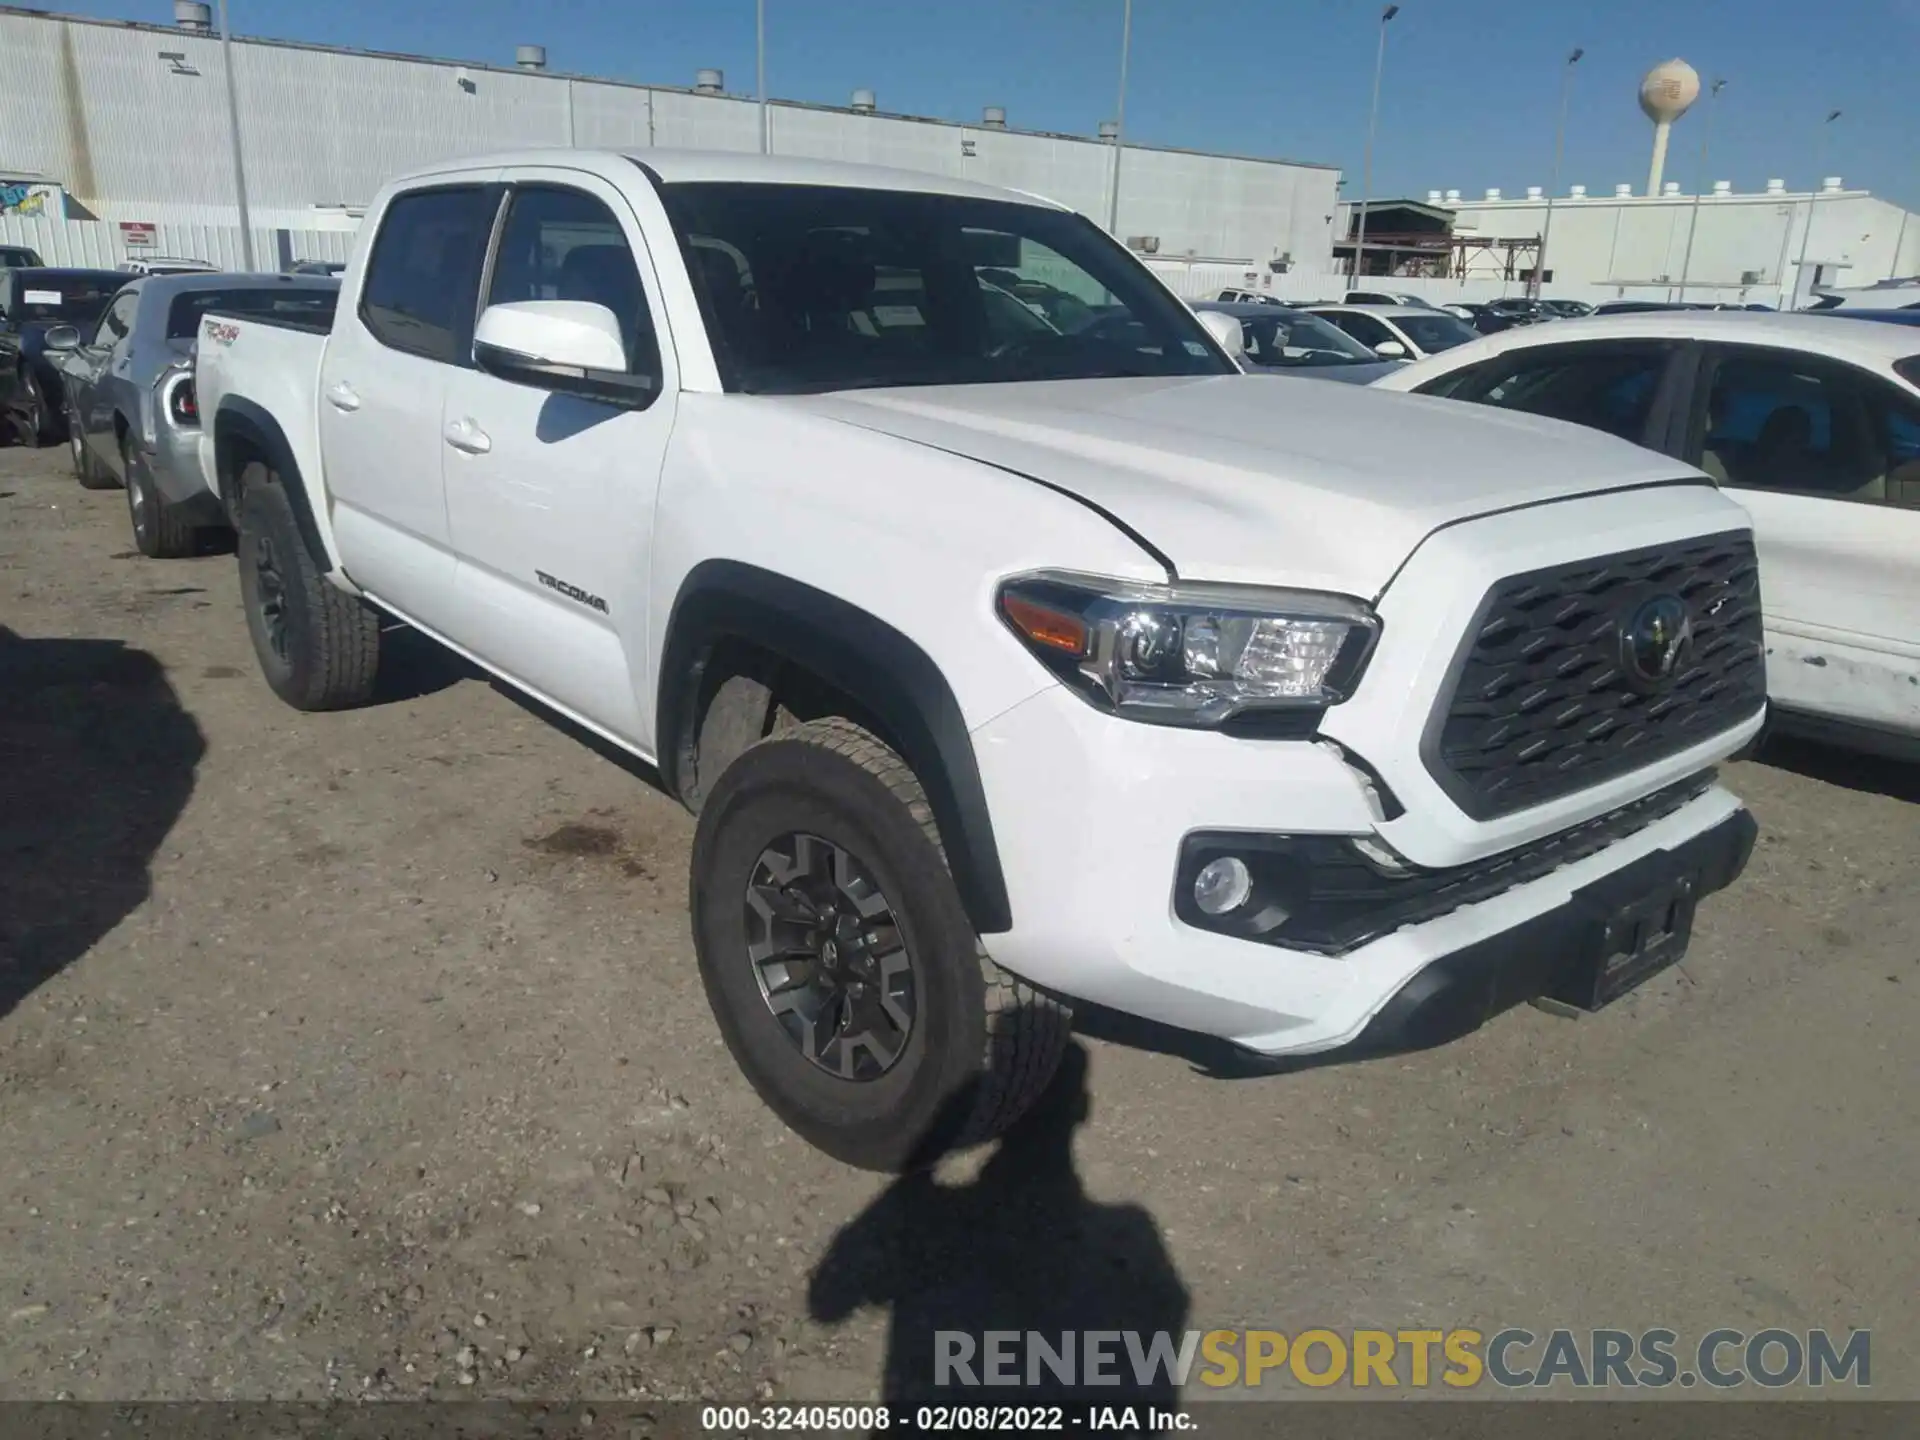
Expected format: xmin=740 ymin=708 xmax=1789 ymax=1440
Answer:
xmin=1758 ymin=734 xmax=1920 ymax=805
xmin=808 ymin=1040 xmax=1190 ymax=1407
xmin=0 ymin=629 xmax=206 ymax=1020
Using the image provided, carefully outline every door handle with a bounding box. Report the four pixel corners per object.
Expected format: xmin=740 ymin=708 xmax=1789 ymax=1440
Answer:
xmin=325 ymin=381 xmax=361 ymax=412
xmin=443 ymin=417 xmax=492 ymax=455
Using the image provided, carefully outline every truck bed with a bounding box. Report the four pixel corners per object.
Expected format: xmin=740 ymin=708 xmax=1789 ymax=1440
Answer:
xmin=193 ymin=310 xmax=331 ymax=518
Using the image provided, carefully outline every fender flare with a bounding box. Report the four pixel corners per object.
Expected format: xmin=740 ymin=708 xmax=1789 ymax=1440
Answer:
xmin=658 ymin=560 xmax=1014 ymax=935
xmin=212 ymin=395 xmax=333 ymax=573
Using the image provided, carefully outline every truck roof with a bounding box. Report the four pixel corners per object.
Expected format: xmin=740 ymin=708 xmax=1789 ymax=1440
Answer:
xmin=382 ymin=147 xmax=1071 ymax=210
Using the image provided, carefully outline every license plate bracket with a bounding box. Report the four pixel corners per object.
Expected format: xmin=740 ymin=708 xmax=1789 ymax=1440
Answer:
xmin=1549 ymin=861 xmax=1700 ymax=1011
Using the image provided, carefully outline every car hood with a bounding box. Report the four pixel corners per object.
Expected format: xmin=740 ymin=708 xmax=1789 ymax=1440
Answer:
xmin=782 ymin=374 xmax=1695 ymax=598
xmin=1247 ymin=359 xmax=1407 ymax=387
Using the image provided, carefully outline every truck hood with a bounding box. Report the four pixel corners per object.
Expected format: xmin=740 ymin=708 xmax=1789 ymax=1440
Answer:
xmin=783 ymin=375 xmax=1695 ymax=598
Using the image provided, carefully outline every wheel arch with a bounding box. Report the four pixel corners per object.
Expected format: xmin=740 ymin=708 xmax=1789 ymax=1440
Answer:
xmin=658 ymin=560 xmax=1014 ymax=936
xmin=212 ymin=396 xmax=333 ymax=574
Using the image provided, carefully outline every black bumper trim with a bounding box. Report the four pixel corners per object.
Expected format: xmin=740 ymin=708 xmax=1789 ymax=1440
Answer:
xmin=1341 ymin=804 xmax=1757 ymax=1057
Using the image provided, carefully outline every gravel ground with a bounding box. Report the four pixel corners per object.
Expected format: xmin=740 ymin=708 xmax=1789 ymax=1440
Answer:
xmin=1 ymin=438 xmax=1915 ymax=1403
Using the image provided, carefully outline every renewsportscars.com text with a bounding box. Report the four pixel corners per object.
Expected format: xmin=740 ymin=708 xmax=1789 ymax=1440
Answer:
xmin=934 ymin=1327 xmax=1871 ymax=1391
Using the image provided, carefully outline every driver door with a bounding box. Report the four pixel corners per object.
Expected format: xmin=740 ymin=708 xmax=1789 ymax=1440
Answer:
xmin=76 ymin=289 xmax=140 ymax=475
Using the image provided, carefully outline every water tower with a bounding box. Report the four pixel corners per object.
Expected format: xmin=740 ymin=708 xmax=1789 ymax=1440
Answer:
xmin=1639 ymin=59 xmax=1700 ymax=196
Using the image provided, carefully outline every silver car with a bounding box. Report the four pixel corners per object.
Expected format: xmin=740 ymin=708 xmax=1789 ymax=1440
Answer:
xmin=46 ymin=272 xmax=337 ymax=557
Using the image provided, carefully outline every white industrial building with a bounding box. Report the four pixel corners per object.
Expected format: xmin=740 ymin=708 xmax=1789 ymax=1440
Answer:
xmin=0 ymin=2 xmax=1340 ymax=283
xmin=1441 ymin=180 xmax=1920 ymax=308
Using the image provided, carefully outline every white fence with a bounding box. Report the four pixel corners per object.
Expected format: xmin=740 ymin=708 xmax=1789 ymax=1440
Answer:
xmin=0 ymin=215 xmax=357 ymax=272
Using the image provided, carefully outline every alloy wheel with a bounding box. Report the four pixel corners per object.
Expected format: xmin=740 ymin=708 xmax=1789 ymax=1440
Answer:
xmin=743 ymin=831 xmax=917 ymax=1080
xmin=251 ymin=531 xmax=291 ymax=665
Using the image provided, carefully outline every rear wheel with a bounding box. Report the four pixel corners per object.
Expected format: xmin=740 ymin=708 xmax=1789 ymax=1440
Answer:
xmin=125 ymin=434 xmax=196 ymax=557
xmin=691 ymin=717 xmax=1070 ymax=1171
xmin=235 ymin=462 xmax=381 ymax=710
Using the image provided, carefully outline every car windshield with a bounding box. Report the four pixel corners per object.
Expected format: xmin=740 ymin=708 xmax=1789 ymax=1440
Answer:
xmin=2 ymin=246 xmax=44 ymax=269
xmin=1236 ymin=310 xmax=1378 ymax=367
xmin=166 ymin=287 xmax=336 ymax=339
xmin=1395 ymin=313 xmax=1477 ymax=352
xmin=657 ymin=182 xmax=1235 ymax=394
xmin=5 ymin=274 xmax=121 ymax=323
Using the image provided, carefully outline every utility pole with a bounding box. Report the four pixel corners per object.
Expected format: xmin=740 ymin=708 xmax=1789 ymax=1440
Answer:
xmin=1106 ymin=0 xmax=1132 ymax=235
xmin=756 ymin=0 xmax=768 ymax=154
xmin=1350 ymin=5 xmax=1398 ymax=280
xmin=218 ymin=0 xmax=255 ymax=269
xmin=1791 ymin=109 xmax=1843 ymax=307
xmin=1675 ymin=77 xmax=1725 ymax=303
xmin=1531 ymin=47 xmax=1582 ymax=299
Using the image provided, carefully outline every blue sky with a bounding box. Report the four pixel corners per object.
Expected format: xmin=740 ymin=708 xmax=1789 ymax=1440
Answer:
xmin=78 ymin=0 xmax=1920 ymax=206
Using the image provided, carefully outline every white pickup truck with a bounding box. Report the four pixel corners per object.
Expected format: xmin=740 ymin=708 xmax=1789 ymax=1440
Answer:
xmin=194 ymin=149 xmax=1766 ymax=1171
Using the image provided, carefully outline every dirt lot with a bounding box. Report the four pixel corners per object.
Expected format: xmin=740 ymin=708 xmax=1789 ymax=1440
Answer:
xmin=2 ymin=438 xmax=1916 ymax=1404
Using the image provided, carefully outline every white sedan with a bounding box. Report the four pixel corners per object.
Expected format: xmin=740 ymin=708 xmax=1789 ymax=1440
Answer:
xmin=1305 ymin=303 xmax=1481 ymax=361
xmin=1374 ymin=311 xmax=1920 ymax=755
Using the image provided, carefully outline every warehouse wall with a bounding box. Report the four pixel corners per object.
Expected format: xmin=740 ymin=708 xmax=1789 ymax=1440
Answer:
xmin=0 ymin=7 xmax=1338 ymax=268
xmin=1451 ymin=191 xmax=1919 ymax=303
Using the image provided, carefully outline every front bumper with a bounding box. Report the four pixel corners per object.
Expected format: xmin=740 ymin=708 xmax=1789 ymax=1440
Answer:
xmin=970 ymin=683 xmax=1757 ymax=1058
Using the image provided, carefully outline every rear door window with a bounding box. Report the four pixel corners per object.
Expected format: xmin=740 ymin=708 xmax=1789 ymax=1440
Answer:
xmin=359 ymin=186 xmax=499 ymax=365
xmin=1696 ymin=347 xmax=1920 ymax=506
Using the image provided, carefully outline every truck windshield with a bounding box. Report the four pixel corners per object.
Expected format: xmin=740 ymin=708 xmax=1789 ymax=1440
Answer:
xmin=657 ymin=182 xmax=1236 ymax=394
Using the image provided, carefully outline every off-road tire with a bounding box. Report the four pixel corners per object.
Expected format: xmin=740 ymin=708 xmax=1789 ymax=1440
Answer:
xmin=126 ymin=434 xmax=196 ymax=557
xmin=234 ymin=462 xmax=380 ymax=710
xmin=691 ymin=716 xmax=1070 ymax=1171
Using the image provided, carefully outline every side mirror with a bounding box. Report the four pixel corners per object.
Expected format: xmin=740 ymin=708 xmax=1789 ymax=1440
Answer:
xmin=1195 ymin=310 xmax=1245 ymax=361
xmin=43 ymin=324 xmax=81 ymax=353
xmin=473 ymin=301 xmax=650 ymax=406
xmin=1373 ymin=339 xmax=1408 ymax=359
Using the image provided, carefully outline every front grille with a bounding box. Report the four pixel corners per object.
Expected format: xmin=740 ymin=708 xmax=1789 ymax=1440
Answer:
xmin=1427 ymin=530 xmax=1764 ymax=819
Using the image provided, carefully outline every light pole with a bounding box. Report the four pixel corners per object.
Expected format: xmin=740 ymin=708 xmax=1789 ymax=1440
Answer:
xmin=1675 ymin=77 xmax=1725 ymax=303
xmin=218 ymin=0 xmax=254 ymax=269
xmin=756 ymin=0 xmax=768 ymax=155
xmin=1349 ymin=4 xmax=1398 ymax=281
xmin=1105 ymin=0 xmax=1133 ymax=235
xmin=1530 ymin=46 xmax=1582 ymax=299
xmin=1791 ymin=108 xmax=1843 ymax=307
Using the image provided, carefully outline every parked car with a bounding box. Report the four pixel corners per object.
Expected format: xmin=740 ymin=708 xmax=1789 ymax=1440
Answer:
xmin=1343 ymin=289 xmax=1443 ymax=310
xmin=1212 ymin=287 xmax=1288 ymax=306
xmin=1484 ymin=297 xmax=1553 ymax=325
xmin=195 ymin=149 xmax=1761 ymax=1170
xmin=288 ymin=260 xmax=348 ymax=277
xmin=117 ymin=256 xmax=220 ymax=277
xmin=1 ymin=244 xmax=46 ymax=269
xmin=1447 ymin=301 xmax=1521 ymax=336
xmin=1539 ymin=299 xmax=1595 ymax=318
xmin=1816 ymin=310 xmax=1920 ymax=330
xmin=1304 ymin=303 xmax=1480 ymax=360
xmin=0 ymin=267 xmax=126 ymax=445
xmin=1372 ymin=312 xmax=1920 ymax=757
xmin=46 ymin=271 xmax=338 ymax=554
xmin=1592 ymin=300 xmax=1706 ymax=317
xmin=1192 ymin=300 xmax=1408 ymax=384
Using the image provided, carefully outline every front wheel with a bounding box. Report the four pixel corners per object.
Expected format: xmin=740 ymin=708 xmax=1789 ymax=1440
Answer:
xmin=691 ymin=717 xmax=1070 ymax=1171
xmin=234 ymin=462 xmax=381 ymax=710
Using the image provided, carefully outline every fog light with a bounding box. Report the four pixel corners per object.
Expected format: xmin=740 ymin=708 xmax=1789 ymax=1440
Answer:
xmin=1192 ymin=856 xmax=1253 ymax=916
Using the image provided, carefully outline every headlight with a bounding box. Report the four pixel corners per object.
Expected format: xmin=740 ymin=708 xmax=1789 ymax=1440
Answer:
xmin=996 ymin=570 xmax=1380 ymax=728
